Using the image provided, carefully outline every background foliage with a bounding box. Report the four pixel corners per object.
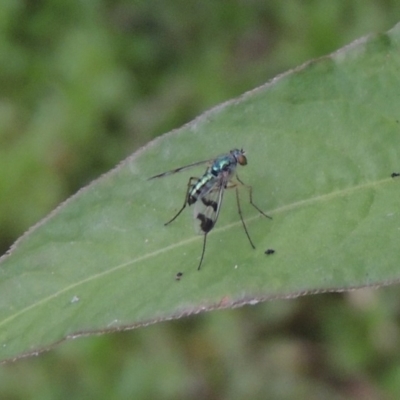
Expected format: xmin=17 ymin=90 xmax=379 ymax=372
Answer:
xmin=1 ymin=0 xmax=400 ymax=398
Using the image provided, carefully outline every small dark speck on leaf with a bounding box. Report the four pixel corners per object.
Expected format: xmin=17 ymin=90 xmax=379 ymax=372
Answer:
xmin=391 ymin=172 xmax=400 ymax=178
xmin=175 ymin=272 xmax=183 ymax=281
xmin=265 ymin=249 xmax=275 ymax=255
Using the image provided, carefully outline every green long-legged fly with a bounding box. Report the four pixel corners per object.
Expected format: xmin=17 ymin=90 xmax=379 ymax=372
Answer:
xmin=149 ymin=148 xmax=271 ymax=270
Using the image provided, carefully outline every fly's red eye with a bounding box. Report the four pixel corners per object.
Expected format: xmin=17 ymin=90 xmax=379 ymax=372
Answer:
xmin=237 ymin=154 xmax=247 ymax=166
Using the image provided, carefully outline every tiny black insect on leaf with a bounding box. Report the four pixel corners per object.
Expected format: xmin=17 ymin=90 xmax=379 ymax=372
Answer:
xmin=175 ymin=272 xmax=183 ymax=281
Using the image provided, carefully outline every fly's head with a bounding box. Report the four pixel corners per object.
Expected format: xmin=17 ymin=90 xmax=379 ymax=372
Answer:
xmin=231 ymin=148 xmax=247 ymax=166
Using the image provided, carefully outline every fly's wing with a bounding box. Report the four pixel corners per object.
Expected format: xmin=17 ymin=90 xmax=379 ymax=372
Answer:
xmin=148 ymin=158 xmax=212 ymax=180
xmin=193 ymin=175 xmax=227 ymax=235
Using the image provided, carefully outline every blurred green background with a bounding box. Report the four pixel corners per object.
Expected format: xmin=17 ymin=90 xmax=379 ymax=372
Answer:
xmin=1 ymin=0 xmax=400 ymax=398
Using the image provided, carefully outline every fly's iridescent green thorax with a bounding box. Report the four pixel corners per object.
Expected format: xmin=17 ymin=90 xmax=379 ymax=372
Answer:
xmin=188 ymin=149 xmax=246 ymax=205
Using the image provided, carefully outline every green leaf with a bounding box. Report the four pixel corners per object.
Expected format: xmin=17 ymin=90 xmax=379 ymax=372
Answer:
xmin=1 ymin=23 xmax=400 ymax=363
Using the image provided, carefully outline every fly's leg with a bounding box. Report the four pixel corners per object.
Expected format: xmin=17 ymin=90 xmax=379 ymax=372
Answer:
xmin=165 ymin=177 xmax=198 ymax=226
xmin=235 ymin=186 xmax=256 ymax=249
xmin=224 ymin=181 xmax=256 ymax=248
xmin=235 ymin=174 xmax=272 ymax=219
xmin=197 ymin=233 xmax=207 ymax=271
xmin=227 ymin=174 xmax=272 ymax=250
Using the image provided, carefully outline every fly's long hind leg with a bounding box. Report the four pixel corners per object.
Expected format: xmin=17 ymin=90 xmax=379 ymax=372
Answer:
xmin=165 ymin=177 xmax=198 ymax=226
xmin=236 ymin=174 xmax=272 ymax=219
xmin=235 ymin=186 xmax=256 ymax=249
xmin=197 ymin=233 xmax=207 ymax=270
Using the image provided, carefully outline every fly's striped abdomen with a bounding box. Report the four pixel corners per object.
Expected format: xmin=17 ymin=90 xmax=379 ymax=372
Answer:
xmin=188 ymin=173 xmax=216 ymax=205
